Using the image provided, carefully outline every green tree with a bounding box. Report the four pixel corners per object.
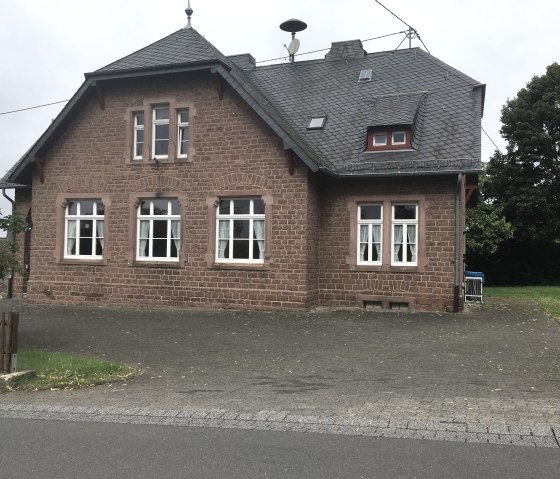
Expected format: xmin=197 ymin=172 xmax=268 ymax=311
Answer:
xmin=485 ymin=62 xmax=560 ymax=242
xmin=0 ymin=211 xmax=26 ymax=280
xmin=466 ymin=202 xmax=513 ymax=256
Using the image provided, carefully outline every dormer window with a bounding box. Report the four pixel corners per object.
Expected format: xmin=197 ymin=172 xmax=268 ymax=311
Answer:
xmin=358 ymin=68 xmax=373 ymax=82
xmin=392 ymin=131 xmax=406 ymax=145
xmin=308 ymin=116 xmax=326 ymax=130
xmin=368 ymin=126 xmax=411 ymax=151
xmin=372 ymin=132 xmax=387 ymax=146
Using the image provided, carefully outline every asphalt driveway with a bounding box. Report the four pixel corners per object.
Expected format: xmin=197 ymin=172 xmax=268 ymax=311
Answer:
xmin=2 ymin=297 xmax=560 ymax=429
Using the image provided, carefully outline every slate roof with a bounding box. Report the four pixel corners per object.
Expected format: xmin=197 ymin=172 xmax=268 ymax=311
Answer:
xmin=246 ymin=43 xmax=484 ymax=175
xmin=1 ymin=26 xmax=484 ymax=187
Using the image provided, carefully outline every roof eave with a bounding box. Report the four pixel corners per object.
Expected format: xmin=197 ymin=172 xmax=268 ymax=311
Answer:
xmin=85 ymin=59 xmax=231 ymax=81
xmin=8 ymin=79 xmax=95 ymax=183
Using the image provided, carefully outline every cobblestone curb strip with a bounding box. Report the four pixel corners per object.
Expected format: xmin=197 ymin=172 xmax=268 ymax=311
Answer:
xmin=1 ymin=404 xmax=558 ymax=448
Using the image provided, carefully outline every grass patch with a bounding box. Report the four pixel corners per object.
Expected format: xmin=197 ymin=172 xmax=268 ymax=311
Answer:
xmin=485 ymin=286 xmax=560 ymax=320
xmin=1 ymin=349 xmax=141 ymax=393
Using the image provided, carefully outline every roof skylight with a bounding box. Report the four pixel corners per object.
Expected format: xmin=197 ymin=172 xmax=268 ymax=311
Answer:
xmin=307 ymin=116 xmax=327 ymax=130
xmin=358 ymin=68 xmax=373 ymax=82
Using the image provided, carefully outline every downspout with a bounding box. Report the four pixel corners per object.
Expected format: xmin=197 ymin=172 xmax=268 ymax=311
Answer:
xmin=453 ymin=173 xmax=463 ymax=312
xmin=2 ymin=189 xmax=15 ymax=299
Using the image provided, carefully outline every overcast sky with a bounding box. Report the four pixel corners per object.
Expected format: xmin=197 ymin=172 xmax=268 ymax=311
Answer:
xmin=1 ymin=0 xmax=558 ymax=217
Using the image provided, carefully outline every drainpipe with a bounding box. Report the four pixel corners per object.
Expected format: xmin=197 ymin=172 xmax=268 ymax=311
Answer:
xmin=2 ymin=189 xmax=15 ymax=299
xmin=453 ymin=173 xmax=463 ymax=313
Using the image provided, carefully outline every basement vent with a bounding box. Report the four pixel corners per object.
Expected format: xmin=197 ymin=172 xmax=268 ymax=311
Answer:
xmin=364 ymin=300 xmax=383 ymax=310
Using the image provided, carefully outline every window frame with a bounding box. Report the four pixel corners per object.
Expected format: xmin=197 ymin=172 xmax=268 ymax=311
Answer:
xmin=63 ymin=200 xmax=105 ymax=260
xmin=367 ymin=126 xmax=412 ymax=151
xmin=135 ymin=198 xmax=181 ymax=263
xmin=133 ymin=113 xmax=145 ymax=160
xmin=125 ymin=99 xmax=195 ymax=164
xmin=215 ymin=198 xmax=266 ymax=264
xmin=392 ymin=130 xmax=406 ymax=145
xmin=357 ymin=204 xmax=383 ymax=265
xmin=206 ymin=191 xmax=273 ymax=271
xmin=391 ymin=204 xmax=418 ymax=267
xmin=151 ymin=106 xmax=170 ymax=160
xmin=177 ymin=110 xmax=189 ymax=158
xmin=56 ymin=193 xmax=111 ymax=265
xmin=346 ymin=195 xmax=425 ymax=272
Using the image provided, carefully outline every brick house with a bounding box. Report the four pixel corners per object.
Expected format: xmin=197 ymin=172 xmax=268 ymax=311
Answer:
xmin=1 ymin=20 xmax=483 ymax=312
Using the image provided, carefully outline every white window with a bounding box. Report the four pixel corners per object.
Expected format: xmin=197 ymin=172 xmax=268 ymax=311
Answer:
xmin=357 ymin=204 xmax=382 ymax=264
xmin=133 ymin=113 xmax=144 ymax=159
xmin=152 ymin=106 xmax=170 ymax=159
xmin=392 ymin=131 xmax=406 ymax=145
xmin=177 ymin=110 xmax=189 ymax=158
xmin=216 ymin=198 xmax=265 ymax=263
xmin=65 ymin=200 xmax=104 ymax=259
xmin=392 ymin=204 xmax=418 ymax=266
xmin=373 ymin=132 xmax=387 ymax=146
xmin=137 ymin=199 xmax=180 ymax=261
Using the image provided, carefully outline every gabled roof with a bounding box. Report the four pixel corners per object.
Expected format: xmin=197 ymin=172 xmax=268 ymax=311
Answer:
xmin=2 ymin=25 xmax=484 ymax=188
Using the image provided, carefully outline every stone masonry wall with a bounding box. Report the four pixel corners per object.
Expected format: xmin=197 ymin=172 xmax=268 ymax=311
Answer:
xmin=317 ymin=175 xmax=461 ymax=312
xmin=22 ymin=72 xmax=316 ymax=309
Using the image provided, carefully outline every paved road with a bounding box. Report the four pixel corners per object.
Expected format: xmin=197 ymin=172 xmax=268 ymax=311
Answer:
xmin=1 ymin=298 xmax=560 ymax=447
xmin=2 ymin=417 xmax=560 ymax=479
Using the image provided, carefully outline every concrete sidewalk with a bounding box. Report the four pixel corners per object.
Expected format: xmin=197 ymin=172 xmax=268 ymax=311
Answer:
xmin=1 ymin=298 xmax=560 ymax=447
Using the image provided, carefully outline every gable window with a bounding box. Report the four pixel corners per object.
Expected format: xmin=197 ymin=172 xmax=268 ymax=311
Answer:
xmin=372 ymin=132 xmax=387 ymax=146
xmin=152 ymin=106 xmax=170 ymax=159
xmin=177 ymin=110 xmax=189 ymax=158
xmin=137 ymin=199 xmax=180 ymax=261
xmin=392 ymin=204 xmax=418 ymax=266
xmin=357 ymin=204 xmax=382 ymax=264
xmin=126 ymin=99 xmax=195 ymax=163
xmin=368 ymin=127 xmax=411 ymax=150
xmin=65 ymin=200 xmax=104 ymax=259
xmin=216 ymin=198 xmax=265 ymax=263
xmin=133 ymin=113 xmax=144 ymax=160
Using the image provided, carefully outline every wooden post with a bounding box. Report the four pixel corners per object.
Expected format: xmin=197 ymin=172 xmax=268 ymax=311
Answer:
xmin=9 ymin=312 xmax=18 ymax=372
xmin=0 ymin=312 xmax=19 ymax=373
xmin=1 ymin=312 xmax=7 ymax=373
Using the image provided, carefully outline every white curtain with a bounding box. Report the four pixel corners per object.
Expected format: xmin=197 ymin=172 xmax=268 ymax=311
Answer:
xmin=253 ymin=220 xmax=265 ymax=259
xmin=96 ymin=220 xmax=104 ymax=250
xmin=218 ymin=220 xmax=229 ymax=258
xmin=67 ymin=220 xmax=77 ymax=255
xmin=139 ymin=220 xmax=150 ymax=257
xmin=407 ymin=225 xmax=417 ymax=262
xmin=359 ymin=225 xmax=368 ymax=261
xmin=372 ymin=225 xmax=381 ymax=260
xmin=393 ymin=225 xmax=403 ymax=262
xmin=171 ymin=220 xmax=180 ymax=256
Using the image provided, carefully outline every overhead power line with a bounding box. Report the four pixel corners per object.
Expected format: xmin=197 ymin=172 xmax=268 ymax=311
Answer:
xmin=482 ymin=126 xmax=503 ymax=155
xmin=0 ymin=100 xmax=69 ymax=116
xmin=256 ymin=30 xmax=408 ymax=65
xmin=374 ymin=0 xmax=431 ymax=54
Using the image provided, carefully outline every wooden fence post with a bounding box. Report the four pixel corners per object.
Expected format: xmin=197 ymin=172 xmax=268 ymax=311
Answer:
xmin=0 ymin=312 xmax=19 ymax=373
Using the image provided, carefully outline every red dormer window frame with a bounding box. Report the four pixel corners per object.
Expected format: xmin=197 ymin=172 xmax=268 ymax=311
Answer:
xmin=368 ymin=126 xmax=412 ymax=151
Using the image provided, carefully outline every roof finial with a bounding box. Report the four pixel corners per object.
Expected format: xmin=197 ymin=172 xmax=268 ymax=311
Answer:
xmin=185 ymin=1 xmax=193 ymax=29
